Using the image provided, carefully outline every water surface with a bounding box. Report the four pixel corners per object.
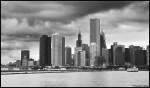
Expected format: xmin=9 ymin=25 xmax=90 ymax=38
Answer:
xmin=1 ymin=71 xmax=149 ymax=87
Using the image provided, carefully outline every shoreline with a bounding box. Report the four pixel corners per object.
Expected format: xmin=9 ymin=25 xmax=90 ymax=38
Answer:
xmin=1 ymin=70 xmax=149 ymax=75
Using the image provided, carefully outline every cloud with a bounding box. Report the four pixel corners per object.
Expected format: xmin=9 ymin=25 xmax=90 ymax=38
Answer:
xmin=1 ymin=1 xmax=137 ymax=25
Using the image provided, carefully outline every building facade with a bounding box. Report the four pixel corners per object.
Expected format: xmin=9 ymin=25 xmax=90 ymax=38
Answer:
xmin=129 ymin=45 xmax=143 ymax=66
xmin=21 ymin=50 xmax=30 ymax=66
xmin=51 ymin=33 xmax=65 ymax=67
xmin=147 ymin=45 xmax=149 ymax=66
xmin=65 ymin=46 xmax=72 ymax=66
xmin=39 ymin=35 xmax=51 ymax=67
xmin=82 ymin=44 xmax=90 ymax=66
xmin=134 ymin=50 xmax=146 ymax=66
xmin=102 ymin=48 xmax=109 ymax=66
xmin=74 ymin=47 xmax=82 ymax=66
xmin=112 ymin=43 xmax=125 ymax=66
xmin=90 ymin=18 xmax=101 ymax=57
xmin=76 ymin=30 xmax=82 ymax=47
xmin=80 ymin=51 xmax=86 ymax=66
xmin=90 ymin=42 xmax=97 ymax=66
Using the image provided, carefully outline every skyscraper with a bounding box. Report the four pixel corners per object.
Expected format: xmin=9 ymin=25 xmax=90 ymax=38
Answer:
xmin=134 ymin=50 xmax=146 ymax=66
xmin=62 ymin=37 xmax=65 ymax=66
xmin=51 ymin=33 xmax=65 ymax=66
xmin=21 ymin=50 xmax=30 ymax=66
xmin=125 ymin=48 xmax=131 ymax=64
xmin=74 ymin=47 xmax=82 ymax=66
xmin=76 ymin=30 xmax=82 ymax=47
xmin=100 ymin=29 xmax=107 ymax=55
xmin=90 ymin=18 xmax=100 ymax=56
xmin=90 ymin=42 xmax=97 ymax=66
xmin=108 ymin=48 xmax=113 ymax=66
xmin=65 ymin=46 xmax=72 ymax=66
xmin=112 ymin=42 xmax=125 ymax=66
xmin=82 ymin=44 xmax=90 ymax=66
xmin=100 ymin=30 xmax=107 ymax=66
xmin=39 ymin=35 xmax=51 ymax=67
xmin=80 ymin=50 xmax=86 ymax=66
xmin=102 ymin=48 xmax=109 ymax=66
xmin=129 ymin=45 xmax=143 ymax=66
xmin=147 ymin=45 xmax=149 ymax=66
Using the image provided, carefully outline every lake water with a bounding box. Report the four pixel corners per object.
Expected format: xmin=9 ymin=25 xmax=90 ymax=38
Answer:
xmin=1 ymin=71 xmax=149 ymax=87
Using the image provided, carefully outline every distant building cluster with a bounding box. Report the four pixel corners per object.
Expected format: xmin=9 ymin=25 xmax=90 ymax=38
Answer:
xmin=3 ymin=18 xmax=149 ymax=69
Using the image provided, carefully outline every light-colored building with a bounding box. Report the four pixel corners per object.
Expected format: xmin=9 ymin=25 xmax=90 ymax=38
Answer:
xmin=74 ymin=47 xmax=82 ymax=67
xmin=90 ymin=42 xmax=97 ymax=66
xmin=51 ymin=33 xmax=65 ymax=66
xmin=80 ymin=51 xmax=86 ymax=66
xmin=28 ymin=60 xmax=34 ymax=67
xmin=102 ymin=48 xmax=109 ymax=66
xmin=73 ymin=53 xmax=77 ymax=67
xmin=90 ymin=18 xmax=101 ymax=56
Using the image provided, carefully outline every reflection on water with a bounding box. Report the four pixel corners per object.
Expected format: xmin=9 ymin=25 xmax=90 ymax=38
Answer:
xmin=1 ymin=71 xmax=149 ymax=87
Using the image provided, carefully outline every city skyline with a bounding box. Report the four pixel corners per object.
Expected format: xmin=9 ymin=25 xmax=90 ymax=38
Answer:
xmin=1 ymin=1 xmax=149 ymax=64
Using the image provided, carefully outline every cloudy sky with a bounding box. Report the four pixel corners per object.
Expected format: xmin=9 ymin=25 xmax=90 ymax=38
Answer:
xmin=1 ymin=1 xmax=149 ymax=64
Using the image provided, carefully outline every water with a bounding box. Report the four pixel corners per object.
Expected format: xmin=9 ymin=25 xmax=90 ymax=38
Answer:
xmin=1 ymin=71 xmax=149 ymax=87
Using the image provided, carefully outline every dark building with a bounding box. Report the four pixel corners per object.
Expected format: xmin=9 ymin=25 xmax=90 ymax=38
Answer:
xmin=21 ymin=50 xmax=30 ymax=66
xmin=65 ymin=47 xmax=72 ymax=66
xmin=112 ymin=43 xmax=125 ymax=66
xmin=62 ymin=37 xmax=65 ymax=66
xmin=125 ymin=48 xmax=130 ymax=63
xmin=135 ymin=50 xmax=147 ymax=66
xmin=146 ymin=45 xmax=149 ymax=66
xmin=82 ymin=44 xmax=90 ymax=66
xmin=39 ymin=35 xmax=51 ymax=67
xmin=108 ymin=49 xmax=113 ymax=66
xmin=77 ymin=51 xmax=81 ymax=66
xmin=129 ymin=45 xmax=143 ymax=66
xmin=76 ymin=30 xmax=82 ymax=47
xmin=100 ymin=30 xmax=107 ymax=56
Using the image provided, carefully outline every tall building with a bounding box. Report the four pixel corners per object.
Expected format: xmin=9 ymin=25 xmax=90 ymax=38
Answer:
xmin=80 ymin=51 xmax=86 ymax=66
xmin=100 ymin=29 xmax=107 ymax=55
xmin=76 ymin=30 xmax=82 ymax=47
xmin=100 ymin=30 xmax=107 ymax=66
xmin=134 ymin=50 xmax=146 ymax=66
xmin=82 ymin=44 xmax=90 ymax=66
xmin=51 ymin=33 xmax=65 ymax=66
xmin=62 ymin=37 xmax=65 ymax=66
xmin=21 ymin=50 xmax=30 ymax=66
xmin=129 ymin=45 xmax=143 ymax=66
xmin=39 ymin=35 xmax=51 ymax=67
xmin=147 ymin=45 xmax=149 ymax=66
xmin=112 ymin=42 xmax=125 ymax=66
xmin=65 ymin=46 xmax=72 ymax=66
xmin=108 ymin=49 xmax=113 ymax=66
xmin=90 ymin=43 xmax=97 ymax=66
xmin=102 ymin=48 xmax=109 ymax=66
xmin=90 ymin=18 xmax=101 ymax=56
xmin=125 ymin=48 xmax=131 ymax=64
xmin=74 ymin=47 xmax=82 ymax=66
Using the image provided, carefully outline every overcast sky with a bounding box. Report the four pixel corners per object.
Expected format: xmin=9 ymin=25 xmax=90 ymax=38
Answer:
xmin=1 ymin=1 xmax=149 ymax=64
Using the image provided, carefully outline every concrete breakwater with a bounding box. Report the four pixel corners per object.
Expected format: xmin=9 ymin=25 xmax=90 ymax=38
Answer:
xmin=1 ymin=70 xmax=70 ymax=75
xmin=1 ymin=69 xmax=90 ymax=75
xmin=1 ymin=70 xmax=110 ymax=75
